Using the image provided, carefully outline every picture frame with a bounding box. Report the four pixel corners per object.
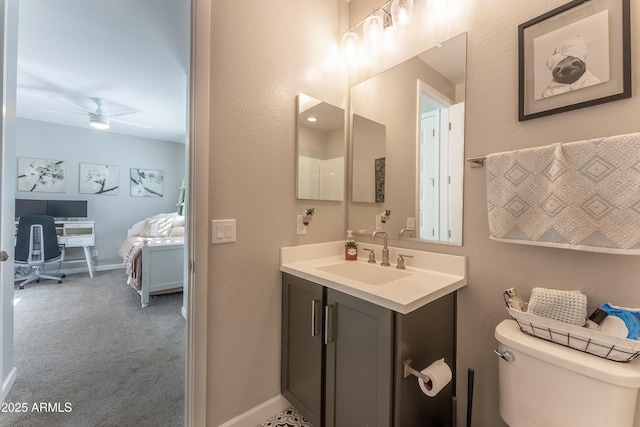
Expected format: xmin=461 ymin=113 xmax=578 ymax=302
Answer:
xmin=79 ymin=163 xmax=120 ymax=195
xmin=17 ymin=157 xmax=66 ymax=193
xmin=130 ymin=168 xmax=164 ymax=197
xmin=518 ymin=0 xmax=631 ymax=121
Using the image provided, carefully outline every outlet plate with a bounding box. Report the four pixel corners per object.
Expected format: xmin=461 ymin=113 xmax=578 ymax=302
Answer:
xmin=296 ymin=215 xmax=308 ymax=235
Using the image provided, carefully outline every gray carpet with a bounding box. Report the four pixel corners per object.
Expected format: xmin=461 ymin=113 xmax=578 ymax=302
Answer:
xmin=3 ymin=269 xmax=185 ymax=427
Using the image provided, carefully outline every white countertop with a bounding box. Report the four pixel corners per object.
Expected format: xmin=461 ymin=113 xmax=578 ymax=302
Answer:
xmin=280 ymin=241 xmax=467 ymax=314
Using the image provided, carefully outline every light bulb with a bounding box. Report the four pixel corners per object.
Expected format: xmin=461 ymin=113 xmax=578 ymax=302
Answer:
xmin=363 ymin=14 xmax=383 ymax=50
xmin=341 ymin=31 xmax=360 ymax=63
xmin=391 ymin=0 xmax=414 ymax=29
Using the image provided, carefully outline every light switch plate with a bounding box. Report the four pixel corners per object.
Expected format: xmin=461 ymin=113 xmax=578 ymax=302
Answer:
xmin=211 ymin=219 xmax=236 ymax=244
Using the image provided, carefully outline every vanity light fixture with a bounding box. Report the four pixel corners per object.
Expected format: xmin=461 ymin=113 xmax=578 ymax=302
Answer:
xmin=363 ymin=14 xmax=383 ymax=50
xmin=391 ymin=0 xmax=414 ymax=29
xmin=341 ymin=31 xmax=360 ymax=62
xmin=341 ymin=0 xmax=422 ymax=65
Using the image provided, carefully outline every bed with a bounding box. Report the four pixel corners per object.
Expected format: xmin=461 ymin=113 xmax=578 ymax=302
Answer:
xmin=118 ymin=213 xmax=185 ymax=307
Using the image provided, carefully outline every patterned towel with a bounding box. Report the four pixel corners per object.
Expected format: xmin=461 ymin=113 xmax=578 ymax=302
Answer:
xmin=487 ymin=132 xmax=640 ymax=254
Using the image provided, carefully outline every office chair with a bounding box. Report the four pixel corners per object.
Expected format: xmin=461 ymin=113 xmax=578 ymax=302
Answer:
xmin=14 ymin=215 xmax=65 ymax=289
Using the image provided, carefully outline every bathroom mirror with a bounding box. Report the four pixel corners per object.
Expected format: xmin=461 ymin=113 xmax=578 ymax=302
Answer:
xmin=296 ymin=94 xmax=345 ymax=201
xmin=349 ymin=32 xmax=467 ymax=244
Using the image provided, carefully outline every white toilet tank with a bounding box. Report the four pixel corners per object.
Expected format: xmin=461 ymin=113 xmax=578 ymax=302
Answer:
xmin=495 ymin=320 xmax=640 ymax=427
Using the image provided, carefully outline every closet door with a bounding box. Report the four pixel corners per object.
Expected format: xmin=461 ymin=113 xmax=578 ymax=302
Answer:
xmin=281 ymin=274 xmax=324 ymax=427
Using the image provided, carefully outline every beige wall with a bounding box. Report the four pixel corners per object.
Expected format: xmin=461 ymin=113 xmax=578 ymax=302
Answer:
xmin=204 ymin=0 xmax=640 ymax=425
xmin=207 ymin=0 xmax=347 ymax=424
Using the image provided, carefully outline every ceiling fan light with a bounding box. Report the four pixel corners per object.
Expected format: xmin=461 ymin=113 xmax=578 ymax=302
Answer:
xmin=89 ymin=113 xmax=110 ymax=130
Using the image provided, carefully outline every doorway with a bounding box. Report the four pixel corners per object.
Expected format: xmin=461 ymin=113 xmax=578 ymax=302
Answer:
xmin=1 ymin=0 xmax=192 ymax=422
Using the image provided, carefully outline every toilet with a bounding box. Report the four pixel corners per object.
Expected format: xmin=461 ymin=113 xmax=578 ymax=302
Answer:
xmin=495 ymin=319 xmax=640 ymax=427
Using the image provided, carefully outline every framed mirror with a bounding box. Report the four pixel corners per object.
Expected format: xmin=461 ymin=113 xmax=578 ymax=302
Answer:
xmin=296 ymin=94 xmax=345 ymax=201
xmin=349 ymin=32 xmax=467 ymax=244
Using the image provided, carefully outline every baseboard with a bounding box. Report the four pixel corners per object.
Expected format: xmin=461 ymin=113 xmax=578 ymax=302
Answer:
xmin=95 ymin=264 xmax=125 ymax=272
xmin=1 ymin=367 xmax=17 ymax=403
xmin=218 ymin=395 xmax=291 ymax=427
xmin=45 ymin=263 xmax=124 ymax=276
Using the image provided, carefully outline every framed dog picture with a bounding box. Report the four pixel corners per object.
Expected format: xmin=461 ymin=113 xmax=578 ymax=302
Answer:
xmin=518 ymin=0 xmax=630 ymax=121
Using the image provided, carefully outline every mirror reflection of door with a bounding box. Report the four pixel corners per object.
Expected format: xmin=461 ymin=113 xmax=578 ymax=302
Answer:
xmin=348 ymin=32 xmax=466 ymax=244
xmin=417 ymin=80 xmax=464 ymax=243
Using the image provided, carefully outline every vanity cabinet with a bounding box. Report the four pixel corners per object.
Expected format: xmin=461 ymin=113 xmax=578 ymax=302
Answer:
xmin=281 ymin=273 xmax=455 ymax=427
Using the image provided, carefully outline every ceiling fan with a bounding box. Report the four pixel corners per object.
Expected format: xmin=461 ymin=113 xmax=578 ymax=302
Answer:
xmin=43 ymin=97 xmax=151 ymax=130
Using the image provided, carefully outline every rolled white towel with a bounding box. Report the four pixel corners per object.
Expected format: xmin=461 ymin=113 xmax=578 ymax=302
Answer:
xmin=527 ymin=287 xmax=587 ymax=326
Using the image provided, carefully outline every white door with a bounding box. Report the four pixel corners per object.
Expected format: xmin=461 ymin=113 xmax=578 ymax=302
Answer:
xmin=0 ymin=0 xmax=19 ymax=403
xmin=447 ymin=102 xmax=465 ymax=244
xmin=419 ymin=111 xmax=439 ymax=241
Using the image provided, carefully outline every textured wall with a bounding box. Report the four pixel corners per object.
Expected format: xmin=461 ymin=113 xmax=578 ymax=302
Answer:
xmin=352 ymin=0 xmax=640 ymax=425
xmin=207 ymin=0 xmax=347 ymax=424
xmin=204 ymin=0 xmax=640 ymax=425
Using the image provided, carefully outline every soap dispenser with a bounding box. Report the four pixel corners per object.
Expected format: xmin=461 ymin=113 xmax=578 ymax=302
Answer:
xmin=345 ymin=230 xmax=358 ymax=261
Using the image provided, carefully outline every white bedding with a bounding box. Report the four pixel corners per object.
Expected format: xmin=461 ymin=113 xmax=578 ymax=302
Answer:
xmin=119 ymin=213 xmax=185 ymax=291
xmin=118 ymin=236 xmax=184 ymax=290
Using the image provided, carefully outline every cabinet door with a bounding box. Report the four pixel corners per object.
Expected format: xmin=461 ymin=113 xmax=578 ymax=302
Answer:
xmin=325 ymin=289 xmax=393 ymax=427
xmin=281 ymin=274 xmax=324 ymax=427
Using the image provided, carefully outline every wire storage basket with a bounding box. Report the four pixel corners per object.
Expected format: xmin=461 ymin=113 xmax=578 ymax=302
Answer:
xmin=507 ymin=307 xmax=640 ymax=363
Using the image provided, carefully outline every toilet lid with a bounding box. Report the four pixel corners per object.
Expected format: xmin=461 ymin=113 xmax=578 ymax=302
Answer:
xmin=494 ymin=320 xmax=640 ymax=387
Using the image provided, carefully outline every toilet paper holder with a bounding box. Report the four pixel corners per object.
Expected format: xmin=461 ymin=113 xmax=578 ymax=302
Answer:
xmin=403 ymin=359 xmax=429 ymax=381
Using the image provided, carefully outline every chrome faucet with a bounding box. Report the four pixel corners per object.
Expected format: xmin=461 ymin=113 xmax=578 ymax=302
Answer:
xmin=372 ymin=231 xmax=390 ymax=266
xmin=399 ymin=228 xmax=413 ymax=238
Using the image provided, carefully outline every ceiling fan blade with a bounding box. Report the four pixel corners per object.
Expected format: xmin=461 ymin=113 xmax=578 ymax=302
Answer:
xmin=48 ymin=96 xmax=93 ymax=113
xmin=110 ymin=117 xmax=152 ymax=129
xmin=107 ymin=110 xmax=136 ymax=118
xmin=41 ymin=108 xmax=88 ymax=116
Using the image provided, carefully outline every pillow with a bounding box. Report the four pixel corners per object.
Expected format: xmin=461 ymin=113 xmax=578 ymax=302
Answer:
xmin=127 ymin=220 xmax=147 ymax=238
xmin=172 ymin=216 xmax=185 ymax=227
xmin=169 ymin=226 xmax=185 ymax=237
xmin=139 ymin=217 xmax=173 ymax=238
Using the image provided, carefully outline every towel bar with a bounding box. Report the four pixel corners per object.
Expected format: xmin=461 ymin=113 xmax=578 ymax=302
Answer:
xmin=466 ymin=156 xmax=486 ymax=167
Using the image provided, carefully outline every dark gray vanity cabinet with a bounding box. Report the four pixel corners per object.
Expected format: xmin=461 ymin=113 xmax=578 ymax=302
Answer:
xmin=282 ymin=273 xmax=393 ymax=426
xmin=282 ymin=273 xmax=455 ymax=427
xmin=281 ymin=273 xmax=324 ymax=427
xmin=324 ymin=287 xmax=393 ymax=427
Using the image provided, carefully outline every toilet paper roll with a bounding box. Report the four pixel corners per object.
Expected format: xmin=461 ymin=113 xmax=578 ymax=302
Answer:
xmin=417 ymin=358 xmax=452 ymax=397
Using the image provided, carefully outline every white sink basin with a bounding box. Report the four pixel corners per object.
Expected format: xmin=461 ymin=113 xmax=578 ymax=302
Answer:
xmin=317 ymin=261 xmax=410 ymax=286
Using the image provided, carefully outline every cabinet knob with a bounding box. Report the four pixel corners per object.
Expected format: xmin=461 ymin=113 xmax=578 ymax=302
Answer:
xmin=0 ymin=251 xmax=8 ymax=262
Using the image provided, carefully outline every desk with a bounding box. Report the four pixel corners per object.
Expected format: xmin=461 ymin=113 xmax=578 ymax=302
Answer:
xmin=57 ymin=221 xmax=95 ymax=278
xmin=16 ymin=219 xmax=95 ymax=278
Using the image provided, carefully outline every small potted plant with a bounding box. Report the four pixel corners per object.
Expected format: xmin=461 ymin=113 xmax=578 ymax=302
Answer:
xmin=380 ymin=209 xmax=391 ymax=224
xmin=345 ymin=240 xmax=358 ymax=261
xmin=303 ymin=208 xmax=314 ymax=225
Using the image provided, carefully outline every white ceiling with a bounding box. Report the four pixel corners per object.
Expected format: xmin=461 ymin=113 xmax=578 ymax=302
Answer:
xmin=16 ymin=0 xmax=190 ymax=144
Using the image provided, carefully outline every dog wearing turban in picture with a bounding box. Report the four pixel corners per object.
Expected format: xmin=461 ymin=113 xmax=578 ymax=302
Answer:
xmin=542 ymin=34 xmax=601 ymax=98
